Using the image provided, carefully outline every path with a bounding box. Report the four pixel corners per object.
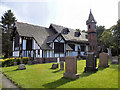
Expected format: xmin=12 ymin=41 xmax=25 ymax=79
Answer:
xmin=0 ymin=71 xmax=19 ymax=89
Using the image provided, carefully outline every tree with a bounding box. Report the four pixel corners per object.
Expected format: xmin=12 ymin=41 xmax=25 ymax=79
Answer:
xmin=1 ymin=10 xmax=16 ymax=33
xmin=1 ymin=10 xmax=17 ymax=58
xmin=96 ymin=25 xmax=105 ymax=46
xmin=100 ymin=29 xmax=114 ymax=50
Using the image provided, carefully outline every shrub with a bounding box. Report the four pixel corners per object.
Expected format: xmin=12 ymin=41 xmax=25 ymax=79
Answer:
xmin=1 ymin=57 xmax=30 ymax=67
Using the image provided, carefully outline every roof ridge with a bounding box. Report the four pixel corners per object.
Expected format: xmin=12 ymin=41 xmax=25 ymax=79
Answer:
xmin=16 ymin=21 xmax=47 ymax=29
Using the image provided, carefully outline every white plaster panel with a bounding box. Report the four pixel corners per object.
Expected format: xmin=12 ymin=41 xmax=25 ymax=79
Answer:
xmin=22 ymin=40 xmax=26 ymax=50
xmin=13 ymin=51 xmax=19 ymax=57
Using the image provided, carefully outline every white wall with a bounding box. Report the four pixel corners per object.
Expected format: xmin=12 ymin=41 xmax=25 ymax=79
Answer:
xmin=86 ymin=45 xmax=88 ymax=52
xmin=32 ymin=39 xmax=40 ymax=49
xmin=75 ymin=44 xmax=80 ymax=51
xmin=13 ymin=51 xmax=19 ymax=57
xmin=13 ymin=40 xmax=14 ymax=51
xmin=22 ymin=39 xmax=26 ymax=50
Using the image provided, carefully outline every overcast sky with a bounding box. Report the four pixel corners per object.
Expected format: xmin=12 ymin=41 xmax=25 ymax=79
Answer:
xmin=0 ymin=0 xmax=119 ymax=30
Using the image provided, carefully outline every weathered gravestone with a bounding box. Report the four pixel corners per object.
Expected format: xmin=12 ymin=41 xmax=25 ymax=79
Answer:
xmin=17 ymin=64 xmax=26 ymax=70
xmin=60 ymin=61 xmax=64 ymax=70
xmin=63 ymin=56 xmax=79 ymax=79
xmin=17 ymin=53 xmax=26 ymax=70
xmin=99 ymin=52 xmax=109 ymax=67
xmin=51 ymin=64 xmax=58 ymax=69
xmin=84 ymin=52 xmax=98 ymax=72
xmin=111 ymin=56 xmax=119 ymax=64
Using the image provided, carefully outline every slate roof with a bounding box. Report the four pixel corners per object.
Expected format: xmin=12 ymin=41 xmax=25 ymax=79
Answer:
xmin=50 ymin=24 xmax=88 ymax=42
xmin=15 ymin=22 xmax=52 ymax=50
xmin=46 ymin=33 xmax=60 ymax=43
xmin=86 ymin=10 xmax=97 ymax=25
xmin=15 ymin=22 xmax=88 ymax=50
xmin=66 ymin=44 xmax=73 ymax=51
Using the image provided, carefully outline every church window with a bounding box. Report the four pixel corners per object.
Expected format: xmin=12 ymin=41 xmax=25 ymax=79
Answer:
xmin=88 ymin=25 xmax=91 ymax=29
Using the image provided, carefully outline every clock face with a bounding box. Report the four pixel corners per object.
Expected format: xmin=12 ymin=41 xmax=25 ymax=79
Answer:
xmin=91 ymin=19 xmax=95 ymax=22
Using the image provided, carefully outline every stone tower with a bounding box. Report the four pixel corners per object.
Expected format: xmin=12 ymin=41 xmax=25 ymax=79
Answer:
xmin=86 ymin=10 xmax=98 ymax=56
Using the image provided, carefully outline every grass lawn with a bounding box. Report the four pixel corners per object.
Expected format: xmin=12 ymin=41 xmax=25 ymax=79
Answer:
xmin=1 ymin=59 xmax=119 ymax=88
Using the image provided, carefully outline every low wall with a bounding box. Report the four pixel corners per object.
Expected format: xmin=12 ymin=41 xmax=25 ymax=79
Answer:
xmin=36 ymin=57 xmax=65 ymax=64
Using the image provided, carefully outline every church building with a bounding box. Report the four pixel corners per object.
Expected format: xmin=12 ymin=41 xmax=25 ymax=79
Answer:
xmin=12 ymin=10 xmax=97 ymax=62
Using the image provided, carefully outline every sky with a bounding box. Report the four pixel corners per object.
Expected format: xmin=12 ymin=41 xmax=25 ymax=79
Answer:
xmin=0 ymin=0 xmax=119 ymax=30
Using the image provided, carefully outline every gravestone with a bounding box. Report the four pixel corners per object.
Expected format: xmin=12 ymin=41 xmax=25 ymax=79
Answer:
xmin=63 ymin=56 xmax=79 ymax=79
xmin=99 ymin=52 xmax=109 ymax=67
xmin=84 ymin=52 xmax=98 ymax=72
xmin=51 ymin=64 xmax=58 ymax=69
xmin=111 ymin=56 xmax=119 ymax=64
xmin=60 ymin=61 xmax=64 ymax=70
xmin=17 ymin=64 xmax=26 ymax=70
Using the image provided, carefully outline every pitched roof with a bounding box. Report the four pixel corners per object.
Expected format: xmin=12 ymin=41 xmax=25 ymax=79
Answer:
xmin=46 ymin=33 xmax=60 ymax=43
xmin=15 ymin=22 xmax=88 ymax=50
xmin=66 ymin=44 xmax=73 ymax=51
xmin=15 ymin=22 xmax=52 ymax=50
xmin=86 ymin=10 xmax=97 ymax=25
xmin=50 ymin=24 xmax=88 ymax=42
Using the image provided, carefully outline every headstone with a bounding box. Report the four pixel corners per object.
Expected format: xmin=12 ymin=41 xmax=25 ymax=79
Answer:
xmin=111 ymin=56 xmax=119 ymax=64
xmin=84 ymin=52 xmax=98 ymax=72
xmin=51 ymin=64 xmax=58 ymax=69
xmin=99 ymin=52 xmax=109 ymax=67
xmin=60 ymin=61 xmax=64 ymax=70
xmin=63 ymin=56 xmax=79 ymax=79
xmin=17 ymin=64 xmax=26 ymax=70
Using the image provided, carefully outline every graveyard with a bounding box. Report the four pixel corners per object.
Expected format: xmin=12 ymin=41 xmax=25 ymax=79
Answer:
xmin=1 ymin=59 xmax=119 ymax=88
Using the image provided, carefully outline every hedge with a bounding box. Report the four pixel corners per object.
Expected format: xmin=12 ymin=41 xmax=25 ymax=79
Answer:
xmin=0 ymin=57 xmax=30 ymax=67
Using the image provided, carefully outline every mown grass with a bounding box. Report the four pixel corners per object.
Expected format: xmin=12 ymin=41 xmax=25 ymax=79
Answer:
xmin=1 ymin=59 xmax=119 ymax=88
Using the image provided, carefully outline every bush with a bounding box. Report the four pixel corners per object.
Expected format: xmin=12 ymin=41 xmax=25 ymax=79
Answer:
xmin=1 ymin=57 xmax=30 ymax=67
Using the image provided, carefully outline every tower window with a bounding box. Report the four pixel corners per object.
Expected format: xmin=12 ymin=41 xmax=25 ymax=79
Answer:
xmin=95 ymin=25 xmax=96 ymax=28
xmin=88 ymin=25 xmax=91 ymax=29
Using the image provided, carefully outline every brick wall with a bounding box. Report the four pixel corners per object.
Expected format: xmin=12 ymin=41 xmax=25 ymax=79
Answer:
xmin=36 ymin=57 xmax=65 ymax=63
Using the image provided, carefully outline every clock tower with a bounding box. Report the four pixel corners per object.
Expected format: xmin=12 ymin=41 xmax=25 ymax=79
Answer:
xmin=86 ymin=10 xmax=98 ymax=56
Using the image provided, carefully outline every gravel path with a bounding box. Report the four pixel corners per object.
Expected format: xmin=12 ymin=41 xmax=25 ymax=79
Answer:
xmin=0 ymin=71 xmax=19 ymax=89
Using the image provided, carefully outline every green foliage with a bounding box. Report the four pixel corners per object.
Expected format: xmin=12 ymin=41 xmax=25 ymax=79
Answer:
xmin=100 ymin=29 xmax=114 ymax=48
xmin=1 ymin=57 xmax=29 ymax=67
xmin=1 ymin=9 xmax=17 ymax=58
xmin=76 ymin=29 xmax=87 ymax=33
xmin=1 ymin=60 xmax=118 ymax=88
xmin=76 ymin=29 xmax=81 ymax=32
xmin=1 ymin=10 xmax=17 ymax=32
xmin=96 ymin=25 xmax=105 ymax=46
